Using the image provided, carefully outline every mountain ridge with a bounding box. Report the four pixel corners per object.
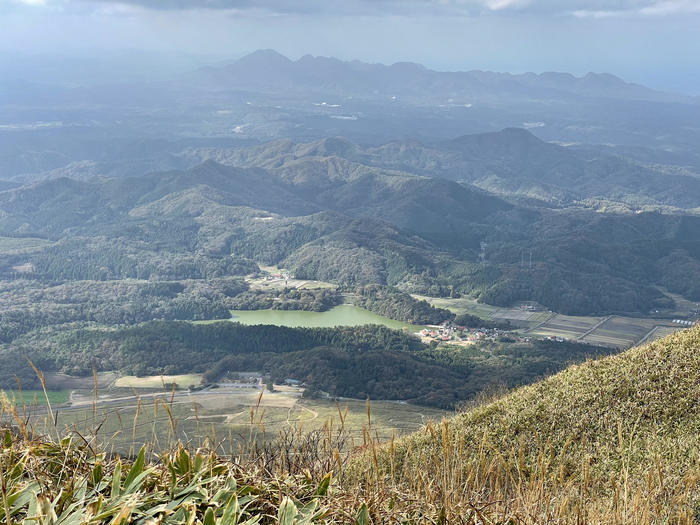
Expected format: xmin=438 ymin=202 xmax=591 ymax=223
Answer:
xmin=1 ymin=157 xmax=699 ymax=315
xmin=195 ymin=49 xmax=685 ymax=104
xmin=183 ymin=128 xmax=700 ymax=209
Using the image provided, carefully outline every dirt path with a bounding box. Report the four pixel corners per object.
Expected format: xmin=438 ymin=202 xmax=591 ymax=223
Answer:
xmin=578 ymin=315 xmax=613 ymax=341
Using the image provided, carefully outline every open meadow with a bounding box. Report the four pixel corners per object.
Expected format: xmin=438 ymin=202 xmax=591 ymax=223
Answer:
xmin=11 ymin=376 xmax=446 ymax=456
xmin=0 ymin=236 xmax=53 ymax=255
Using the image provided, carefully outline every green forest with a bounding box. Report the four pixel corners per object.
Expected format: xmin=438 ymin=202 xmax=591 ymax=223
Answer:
xmin=2 ymin=319 xmax=616 ymax=408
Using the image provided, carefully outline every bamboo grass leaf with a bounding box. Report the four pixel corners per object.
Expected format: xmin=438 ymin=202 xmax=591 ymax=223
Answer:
xmin=277 ymin=497 xmax=297 ymax=525
xmin=313 ymin=472 xmax=332 ymax=497
xmin=123 ymin=447 xmax=146 ymax=490
xmin=355 ymin=503 xmax=370 ymax=525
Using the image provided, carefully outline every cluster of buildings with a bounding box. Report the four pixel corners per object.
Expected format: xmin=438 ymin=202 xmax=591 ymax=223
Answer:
xmin=262 ymin=270 xmax=290 ymax=285
xmin=417 ymin=320 xmax=525 ymax=344
xmin=672 ymin=319 xmax=695 ymax=327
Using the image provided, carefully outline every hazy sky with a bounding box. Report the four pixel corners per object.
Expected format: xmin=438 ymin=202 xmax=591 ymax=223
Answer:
xmin=2 ymin=0 xmax=700 ymax=94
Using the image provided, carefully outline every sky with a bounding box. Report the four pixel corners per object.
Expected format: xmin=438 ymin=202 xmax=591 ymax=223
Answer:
xmin=1 ymin=0 xmax=700 ymax=94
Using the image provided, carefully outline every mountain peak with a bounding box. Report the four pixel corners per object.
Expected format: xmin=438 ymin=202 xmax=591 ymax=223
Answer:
xmin=237 ymin=49 xmax=292 ymax=66
xmin=449 ymin=127 xmax=544 ymax=148
xmin=301 ymin=137 xmax=359 ymax=158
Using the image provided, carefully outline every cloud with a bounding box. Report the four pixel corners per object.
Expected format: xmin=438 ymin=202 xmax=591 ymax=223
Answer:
xmin=13 ymin=0 xmax=700 ymax=17
xmin=638 ymin=0 xmax=700 ymax=15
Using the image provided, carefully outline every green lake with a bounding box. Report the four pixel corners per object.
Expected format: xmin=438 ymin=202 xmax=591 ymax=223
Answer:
xmin=229 ymin=304 xmax=424 ymax=331
xmin=2 ymin=389 xmax=70 ymax=406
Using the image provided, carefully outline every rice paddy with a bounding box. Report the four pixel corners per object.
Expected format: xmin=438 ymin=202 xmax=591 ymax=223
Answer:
xmin=415 ymin=294 xmax=688 ymax=348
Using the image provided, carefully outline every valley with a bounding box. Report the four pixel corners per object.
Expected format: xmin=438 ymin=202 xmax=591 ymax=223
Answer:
xmin=415 ymin=294 xmax=691 ymax=348
xmin=12 ymin=371 xmax=446 ymax=456
xmin=1 ymin=39 xmax=700 ymax=522
xmin=2 ymin=2 xmax=700 ymax=519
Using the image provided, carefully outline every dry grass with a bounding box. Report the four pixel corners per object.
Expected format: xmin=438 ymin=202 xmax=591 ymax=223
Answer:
xmin=347 ymin=325 xmax=700 ymax=523
xmin=114 ymin=374 xmax=204 ymax=389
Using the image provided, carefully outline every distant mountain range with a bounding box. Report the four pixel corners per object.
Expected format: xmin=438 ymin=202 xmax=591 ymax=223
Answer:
xmin=180 ymin=128 xmax=700 ymax=209
xmin=3 ymin=49 xmax=700 ymax=183
xmin=7 ymin=127 xmax=699 ymax=210
xmin=196 ymin=49 xmax=688 ymax=105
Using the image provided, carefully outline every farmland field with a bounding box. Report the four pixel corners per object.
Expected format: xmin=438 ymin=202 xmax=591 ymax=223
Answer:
xmin=115 ymin=374 xmax=204 ymax=389
xmin=1 ymin=389 xmax=70 ymax=406
xmin=28 ymin=386 xmax=446 ymax=456
xmin=641 ymin=326 xmax=682 ymax=343
xmin=581 ymin=316 xmax=666 ymax=348
xmin=249 ymin=266 xmax=337 ymax=290
xmin=413 ymin=294 xmax=689 ymax=348
xmin=411 ymin=295 xmax=501 ymax=319
xmin=489 ymin=307 xmax=552 ymax=327
xmin=0 ymin=236 xmax=52 ymax=254
xmin=413 ymin=295 xmax=551 ymax=328
xmin=528 ymin=314 xmax=604 ymax=340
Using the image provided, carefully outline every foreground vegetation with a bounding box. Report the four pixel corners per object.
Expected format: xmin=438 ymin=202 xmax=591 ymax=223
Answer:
xmin=352 ymin=324 xmax=700 ymax=522
xmin=1 ymin=326 xmax=698 ymax=523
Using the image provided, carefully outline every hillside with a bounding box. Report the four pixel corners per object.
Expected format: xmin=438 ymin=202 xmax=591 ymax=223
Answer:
xmin=2 ymin=326 xmax=698 ymax=523
xmin=353 ymin=324 xmax=700 ymax=521
xmin=1 ymin=157 xmax=699 ymax=315
xmin=190 ymin=129 xmax=700 ymax=209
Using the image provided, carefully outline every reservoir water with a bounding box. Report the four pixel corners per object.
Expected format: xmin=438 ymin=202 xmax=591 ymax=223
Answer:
xmin=229 ymin=304 xmax=423 ymax=331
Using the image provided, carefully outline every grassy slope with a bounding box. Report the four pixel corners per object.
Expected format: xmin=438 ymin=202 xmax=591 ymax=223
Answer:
xmin=353 ymin=325 xmax=700 ymax=521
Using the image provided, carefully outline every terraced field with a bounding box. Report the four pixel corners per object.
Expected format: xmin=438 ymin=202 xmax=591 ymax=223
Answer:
xmin=581 ymin=316 xmax=663 ymax=348
xmin=415 ymin=294 xmax=688 ymax=348
xmin=528 ymin=314 xmax=604 ymax=340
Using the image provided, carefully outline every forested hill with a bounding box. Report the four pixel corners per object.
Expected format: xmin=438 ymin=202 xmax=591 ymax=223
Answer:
xmin=5 ymin=319 xmax=616 ymax=408
xmin=187 ymin=128 xmax=700 ymax=209
xmin=0 ymin=155 xmax=698 ymax=316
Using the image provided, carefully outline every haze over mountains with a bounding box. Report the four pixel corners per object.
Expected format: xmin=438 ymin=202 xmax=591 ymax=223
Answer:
xmin=3 ymin=50 xmax=700 ymax=185
xmin=1 ymin=49 xmax=699 ymax=318
xmin=184 ymin=128 xmax=700 ymax=209
xmin=3 ymin=0 xmax=700 ymax=517
xmin=197 ymin=49 xmax=690 ymax=104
